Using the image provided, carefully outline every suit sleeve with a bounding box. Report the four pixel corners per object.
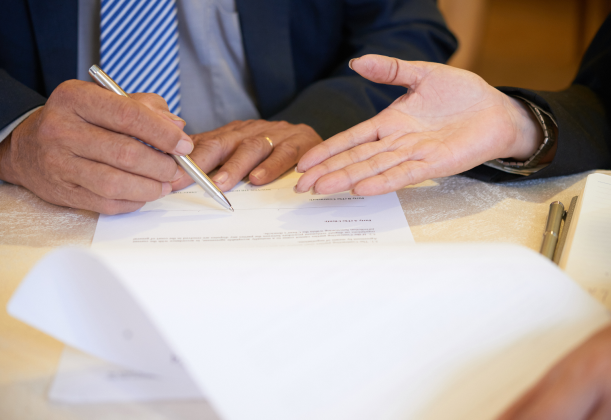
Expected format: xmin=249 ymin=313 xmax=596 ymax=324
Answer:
xmin=0 ymin=70 xmax=46 ymax=132
xmin=463 ymin=14 xmax=611 ymax=183
xmin=270 ymin=0 xmax=457 ymax=140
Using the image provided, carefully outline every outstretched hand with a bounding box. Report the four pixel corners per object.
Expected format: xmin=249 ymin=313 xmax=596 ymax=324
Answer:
xmin=294 ymin=55 xmax=551 ymax=196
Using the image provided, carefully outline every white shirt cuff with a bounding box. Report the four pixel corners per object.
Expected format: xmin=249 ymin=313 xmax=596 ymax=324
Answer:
xmin=483 ymin=160 xmax=549 ymax=176
xmin=0 ymin=107 xmax=42 ymax=144
xmin=0 ymin=107 xmax=43 ymax=184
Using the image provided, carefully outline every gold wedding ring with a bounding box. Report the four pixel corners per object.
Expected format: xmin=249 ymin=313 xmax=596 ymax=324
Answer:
xmin=264 ymin=136 xmax=274 ymax=150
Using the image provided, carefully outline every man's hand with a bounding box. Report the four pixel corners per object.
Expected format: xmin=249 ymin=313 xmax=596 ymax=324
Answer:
xmin=0 ymin=80 xmax=192 ymax=214
xmin=171 ymin=119 xmax=322 ymax=192
xmin=498 ymin=324 xmax=611 ymax=420
xmin=294 ymin=55 xmax=554 ymax=196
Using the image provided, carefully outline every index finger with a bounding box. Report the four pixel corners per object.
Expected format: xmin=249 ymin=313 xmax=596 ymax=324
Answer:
xmin=296 ymin=117 xmax=382 ymax=173
xmin=67 ymin=82 xmax=194 ymax=156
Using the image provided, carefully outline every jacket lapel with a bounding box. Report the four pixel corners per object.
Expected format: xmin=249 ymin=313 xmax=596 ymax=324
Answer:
xmin=27 ymin=0 xmax=78 ymax=95
xmin=235 ymin=0 xmax=296 ymax=118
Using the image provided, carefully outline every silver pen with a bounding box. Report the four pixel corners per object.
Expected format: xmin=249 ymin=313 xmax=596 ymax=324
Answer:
xmin=540 ymin=201 xmax=564 ymax=260
xmin=88 ymin=65 xmax=234 ymax=212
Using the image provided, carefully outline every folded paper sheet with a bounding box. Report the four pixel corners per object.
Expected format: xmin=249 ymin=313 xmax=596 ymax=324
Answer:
xmin=49 ymin=347 xmax=203 ymax=404
xmin=8 ymin=244 xmax=610 ymax=420
xmin=560 ymin=173 xmax=611 ymax=308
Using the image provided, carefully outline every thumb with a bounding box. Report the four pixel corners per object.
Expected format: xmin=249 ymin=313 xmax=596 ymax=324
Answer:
xmin=160 ymin=111 xmax=187 ymax=131
xmin=349 ymin=54 xmax=436 ymax=88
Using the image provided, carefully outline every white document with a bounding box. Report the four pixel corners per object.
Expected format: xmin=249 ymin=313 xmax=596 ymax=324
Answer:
xmin=49 ymin=347 xmax=203 ymax=403
xmin=560 ymin=173 xmax=611 ymax=308
xmin=8 ymin=244 xmax=611 ymax=420
xmin=91 ymin=171 xmax=414 ymax=249
xmin=141 ymin=171 xmax=369 ymax=212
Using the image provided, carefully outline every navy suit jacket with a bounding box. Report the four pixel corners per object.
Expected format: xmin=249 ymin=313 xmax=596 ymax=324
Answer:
xmin=0 ymin=0 xmax=456 ymax=140
xmin=465 ymin=14 xmax=611 ymax=182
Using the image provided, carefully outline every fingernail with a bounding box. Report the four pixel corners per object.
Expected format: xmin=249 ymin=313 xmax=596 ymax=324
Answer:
xmin=212 ymin=171 xmax=228 ymax=185
xmin=161 ymin=182 xmax=172 ymax=198
xmin=350 ymin=190 xmax=360 ymax=196
xmin=294 ymin=166 xmax=304 ymax=173
xmin=251 ymin=168 xmax=266 ymax=180
xmin=310 ymin=187 xmax=320 ymax=195
xmin=164 ymin=111 xmax=186 ymax=124
xmin=175 ymin=139 xmax=193 ymax=155
xmin=293 ymin=185 xmax=306 ymax=194
xmin=171 ymin=167 xmax=182 ymax=182
xmin=349 ymin=58 xmax=358 ymax=70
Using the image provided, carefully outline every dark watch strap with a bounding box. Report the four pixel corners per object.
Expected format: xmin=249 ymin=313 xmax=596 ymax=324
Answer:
xmin=484 ymin=96 xmax=558 ymax=175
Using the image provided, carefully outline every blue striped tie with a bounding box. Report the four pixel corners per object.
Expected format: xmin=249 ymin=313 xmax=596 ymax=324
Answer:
xmin=100 ymin=0 xmax=181 ymax=116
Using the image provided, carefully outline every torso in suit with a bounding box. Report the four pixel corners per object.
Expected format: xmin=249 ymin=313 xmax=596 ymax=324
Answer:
xmin=0 ymin=0 xmax=457 ymax=139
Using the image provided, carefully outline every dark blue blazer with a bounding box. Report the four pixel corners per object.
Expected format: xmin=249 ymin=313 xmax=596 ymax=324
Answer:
xmin=466 ymin=14 xmax=611 ymax=182
xmin=0 ymin=0 xmax=456 ymax=139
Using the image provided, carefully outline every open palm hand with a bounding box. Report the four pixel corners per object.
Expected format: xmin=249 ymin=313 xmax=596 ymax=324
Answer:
xmin=295 ymin=55 xmax=543 ymax=195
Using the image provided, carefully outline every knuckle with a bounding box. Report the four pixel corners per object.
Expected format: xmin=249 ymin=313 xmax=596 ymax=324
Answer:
xmin=115 ymin=101 xmax=141 ymax=131
xmin=140 ymin=93 xmax=167 ymax=109
xmin=397 ymin=162 xmax=417 ymax=185
xmin=100 ymin=173 xmax=123 ymax=199
xmin=276 ymin=141 xmax=300 ymax=161
xmin=346 ymin=147 xmax=362 ymax=164
xmin=158 ymin=156 xmax=178 ymax=181
xmin=242 ymin=137 xmax=266 ymax=153
xmin=367 ymin=157 xmax=384 ymax=174
xmin=50 ymin=80 xmax=79 ymax=101
xmin=373 ymin=151 xmax=394 ymax=167
xmin=196 ymin=138 xmax=229 ymax=163
xmin=114 ymin=141 xmax=141 ymax=169
xmin=227 ymin=120 xmax=245 ymax=128
xmin=238 ymin=120 xmax=257 ymax=130
xmin=48 ymin=80 xmax=91 ymax=111
xmin=221 ymin=159 xmax=242 ymax=173
xmin=200 ymin=138 xmax=224 ymax=154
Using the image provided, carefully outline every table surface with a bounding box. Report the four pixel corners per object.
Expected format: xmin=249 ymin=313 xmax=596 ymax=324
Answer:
xmin=2 ymin=170 xmax=608 ymax=420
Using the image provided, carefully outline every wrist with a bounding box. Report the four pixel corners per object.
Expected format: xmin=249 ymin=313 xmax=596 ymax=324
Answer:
xmin=0 ymin=107 xmax=43 ymax=185
xmin=505 ymin=96 xmax=558 ymax=165
xmin=506 ymin=96 xmax=545 ymax=160
xmin=0 ymin=114 xmax=34 ymax=186
xmin=0 ymin=131 xmax=17 ymax=184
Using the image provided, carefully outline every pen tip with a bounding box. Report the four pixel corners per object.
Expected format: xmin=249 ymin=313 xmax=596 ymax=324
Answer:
xmin=230 ymin=206 xmax=234 ymax=212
